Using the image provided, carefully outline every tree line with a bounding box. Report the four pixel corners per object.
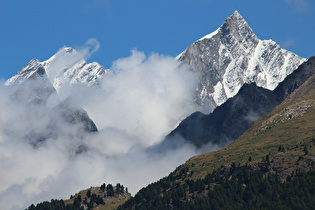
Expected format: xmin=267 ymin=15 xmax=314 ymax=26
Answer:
xmin=27 ymin=183 xmax=126 ymax=210
xmin=118 ymin=165 xmax=315 ymax=209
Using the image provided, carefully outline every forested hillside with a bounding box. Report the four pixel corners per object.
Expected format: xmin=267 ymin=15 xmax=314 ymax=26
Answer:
xmin=118 ymin=66 xmax=315 ymax=209
xmin=27 ymin=183 xmax=130 ymax=210
xmin=118 ymin=166 xmax=315 ymax=209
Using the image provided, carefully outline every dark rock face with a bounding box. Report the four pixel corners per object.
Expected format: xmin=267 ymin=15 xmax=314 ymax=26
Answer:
xmin=274 ymin=56 xmax=315 ymax=102
xmin=161 ymin=84 xmax=276 ymax=149
xmin=159 ymin=57 xmax=315 ymax=150
xmin=25 ymin=102 xmax=98 ymax=148
xmin=53 ymin=100 xmax=98 ymax=133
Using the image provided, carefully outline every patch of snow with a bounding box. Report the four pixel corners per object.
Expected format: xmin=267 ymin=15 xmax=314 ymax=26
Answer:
xmin=198 ymin=28 xmax=219 ymax=41
xmin=211 ymin=81 xmax=227 ymax=106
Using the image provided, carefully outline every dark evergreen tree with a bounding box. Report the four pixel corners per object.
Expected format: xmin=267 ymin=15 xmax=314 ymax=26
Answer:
xmin=106 ymin=184 xmax=114 ymax=196
xmin=118 ymin=166 xmax=315 ymax=210
xmin=100 ymin=183 xmax=106 ymax=191
xmin=86 ymin=190 xmax=91 ymax=198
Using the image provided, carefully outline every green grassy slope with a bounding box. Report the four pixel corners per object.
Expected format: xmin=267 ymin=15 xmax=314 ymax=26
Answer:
xmin=118 ymin=69 xmax=315 ymax=210
xmin=182 ymin=73 xmax=315 ymax=181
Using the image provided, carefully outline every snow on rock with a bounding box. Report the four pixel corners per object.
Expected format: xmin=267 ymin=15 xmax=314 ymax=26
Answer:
xmin=198 ymin=28 xmax=219 ymax=41
xmin=177 ymin=10 xmax=306 ymax=113
xmin=5 ymin=58 xmax=43 ymax=86
xmin=6 ymin=10 xmax=306 ymax=115
xmin=41 ymin=47 xmax=110 ymax=92
xmin=5 ymin=47 xmax=111 ymax=93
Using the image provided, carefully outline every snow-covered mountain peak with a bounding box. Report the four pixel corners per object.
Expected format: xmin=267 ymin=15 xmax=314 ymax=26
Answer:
xmin=58 ymin=46 xmax=77 ymax=56
xmin=229 ymin=10 xmax=245 ymax=23
xmin=221 ymin=10 xmax=255 ymax=39
xmin=224 ymin=10 xmax=247 ymax=28
xmin=198 ymin=10 xmax=252 ymax=42
xmin=42 ymin=47 xmax=79 ymax=66
xmin=232 ymin=10 xmax=241 ymax=17
xmin=6 ymin=47 xmax=111 ymax=93
xmin=5 ymin=58 xmax=43 ymax=86
xmin=178 ymin=11 xmax=306 ymax=113
xmin=56 ymin=47 xmax=76 ymax=56
xmin=26 ymin=58 xmax=41 ymax=67
xmin=63 ymin=47 xmax=76 ymax=53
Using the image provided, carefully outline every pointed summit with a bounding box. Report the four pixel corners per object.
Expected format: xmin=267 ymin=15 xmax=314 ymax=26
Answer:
xmin=220 ymin=10 xmax=256 ymax=42
xmin=63 ymin=47 xmax=75 ymax=54
xmin=198 ymin=10 xmax=256 ymax=44
xmin=231 ymin=10 xmax=242 ymax=19
xmin=225 ymin=10 xmax=248 ymax=28
xmin=7 ymin=45 xmax=111 ymax=94
xmin=177 ymin=11 xmax=306 ymax=113
xmin=5 ymin=58 xmax=44 ymax=86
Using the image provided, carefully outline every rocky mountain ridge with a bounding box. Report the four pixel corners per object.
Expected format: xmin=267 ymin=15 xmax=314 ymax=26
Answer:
xmin=183 ymin=57 xmax=315 ymax=179
xmin=4 ymin=48 xmax=99 ymax=149
xmin=177 ymin=11 xmax=306 ymax=113
xmin=118 ymin=56 xmax=315 ymax=210
xmin=5 ymin=9 xmax=310 ymax=172
xmin=5 ymin=47 xmax=111 ymax=92
xmin=9 ymin=11 xmax=313 ymax=210
xmin=160 ymin=57 xmax=315 ymax=150
xmin=6 ymin=12 xmax=305 ymax=115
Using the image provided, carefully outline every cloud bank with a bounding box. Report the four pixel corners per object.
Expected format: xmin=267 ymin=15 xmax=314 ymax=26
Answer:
xmin=0 ymin=44 xmax=204 ymax=209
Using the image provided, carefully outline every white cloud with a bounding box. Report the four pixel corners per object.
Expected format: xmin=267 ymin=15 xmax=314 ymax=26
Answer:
xmin=80 ymin=49 xmax=199 ymax=147
xmin=79 ymin=38 xmax=101 ymax=59
xmin=43 ymin=38 xmax=101 ymax=103
xmin=0 ymin=47 xmax=204 ymax=209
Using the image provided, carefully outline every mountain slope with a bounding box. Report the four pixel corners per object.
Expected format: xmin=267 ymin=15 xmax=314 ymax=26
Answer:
xmin=159 ymin=57 xmax=315 ymax=150
xmin=6 ymin=11 xmax=305 ymax=115
xmin=10 ymin=63 xmax=56 ymax=105
xmin=5 ymin=58 xmax=44 ymax=85
xmin=118 ymin=57 xmax=315 ymax=210
xmin=27 ymin=183 xmax=131 ymax=210
xmin=178 ymin=11 xmax=305 ymax=113
xmin=183 ymin=63 xmax=315 ymax=180
xmin=4 ymin=50 xmax=100 ymax=148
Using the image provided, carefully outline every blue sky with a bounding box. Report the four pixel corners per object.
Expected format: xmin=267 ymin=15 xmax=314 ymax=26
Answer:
xmin=1 ymin=0 xmax=314 ymax=80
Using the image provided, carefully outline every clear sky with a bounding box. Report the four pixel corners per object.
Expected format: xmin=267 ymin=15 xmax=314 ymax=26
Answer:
xmin=1 ymin=0 xmax=314 ymax=80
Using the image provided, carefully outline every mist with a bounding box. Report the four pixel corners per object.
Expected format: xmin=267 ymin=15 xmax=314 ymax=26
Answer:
xmin=0 ymin=43 xmax=206 ymax=209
